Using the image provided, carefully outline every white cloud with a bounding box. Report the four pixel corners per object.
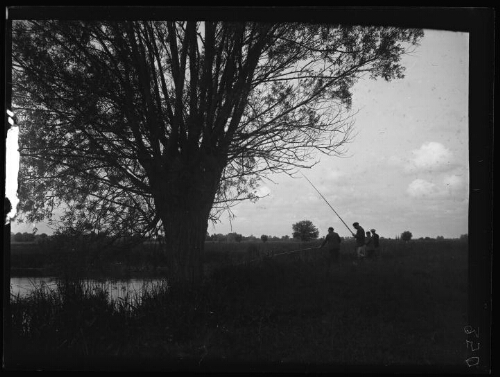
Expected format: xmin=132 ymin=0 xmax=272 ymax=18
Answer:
xmin=404 ymin=142 xmax=455 ymax=173
xmin=254 ymin=185 xmax=271 ymax=198
xmin=407 ymin=178 xmax=438 ymax=198
xmin=407 ymin=174 xmax=468 ymax=201
xmin=442 ymin=174 xmax=463 ymax=188
xmin=441 ymin=173 xmax=469 ymax=198
xmin=326 ymin=170 xmax=345 ymax=181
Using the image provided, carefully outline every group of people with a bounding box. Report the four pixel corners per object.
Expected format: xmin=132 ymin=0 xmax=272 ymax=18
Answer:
xmin=352 ymin=222 xmax=379 ymax=259
xmin=319 ymin=222 xmax=380 ymax=269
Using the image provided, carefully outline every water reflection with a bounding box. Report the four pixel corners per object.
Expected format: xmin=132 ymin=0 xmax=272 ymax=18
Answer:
xmin=10 ymin=277 xmax=167 ymax=306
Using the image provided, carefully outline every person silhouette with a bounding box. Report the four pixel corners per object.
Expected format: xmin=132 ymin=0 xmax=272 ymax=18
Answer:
xmin=371 ymin=229 xmax=380 ymax=257
xmin=365 ymin=231 xmax=375 ymax=258
xmin=352 ymin=222 xmax=365 ymax=260
xmin=319 ymin=227 xmax=342 ymax=272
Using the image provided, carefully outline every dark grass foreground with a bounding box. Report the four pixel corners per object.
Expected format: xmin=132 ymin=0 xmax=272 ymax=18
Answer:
xmin=6 ymin=240 xmax=468 ymax=372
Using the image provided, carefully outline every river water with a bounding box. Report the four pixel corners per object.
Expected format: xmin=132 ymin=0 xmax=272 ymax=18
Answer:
xmin=10 ymin=277 xmax=167 ymax=305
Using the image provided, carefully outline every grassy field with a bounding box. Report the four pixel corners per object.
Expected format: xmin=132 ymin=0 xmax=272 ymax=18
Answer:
xmin=6 ymin=239 xmax=468 ymax=372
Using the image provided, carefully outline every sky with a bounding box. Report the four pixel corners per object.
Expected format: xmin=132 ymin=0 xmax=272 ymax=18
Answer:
xmin=7 ymin=28 xmax=470 ymax=240
xmin=209 ymin=29 xmax=470 ymax=240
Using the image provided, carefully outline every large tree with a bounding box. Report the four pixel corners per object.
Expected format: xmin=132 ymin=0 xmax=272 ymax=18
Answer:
xmin=12 ymin=20 xmax=423 ymax=284
xmin=292 ymin=220 xmax=319 ymax=242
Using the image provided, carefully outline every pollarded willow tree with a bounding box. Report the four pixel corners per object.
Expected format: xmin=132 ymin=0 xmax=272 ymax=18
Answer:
xmin=12 ymin=20 xmax=423 ymax=284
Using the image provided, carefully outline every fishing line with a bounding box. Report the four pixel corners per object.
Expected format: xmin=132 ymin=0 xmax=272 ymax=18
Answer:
xmin=233 ymin=246 xmax=316 ymax=266
xmin=300 ymin=172 xmax=354 ymax=236
xmin=231 ymin=172 xmax=354 ymax=267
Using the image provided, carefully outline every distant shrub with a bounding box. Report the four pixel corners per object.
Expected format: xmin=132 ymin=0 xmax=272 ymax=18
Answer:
xmin=401 ymin=231 xmax=412 ymax=242
xmin=292 ymin=220 xmax=319 ymax=241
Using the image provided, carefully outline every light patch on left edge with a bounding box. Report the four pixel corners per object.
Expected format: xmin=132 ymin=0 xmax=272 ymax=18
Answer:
xmin=5 ymin=109 xmax=20 ymax=224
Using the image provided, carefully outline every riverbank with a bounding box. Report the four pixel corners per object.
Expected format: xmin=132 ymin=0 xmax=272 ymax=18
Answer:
xmin=6 ymin=239 xmax=468 ymax=372
xmin=8 ymin=239 xmax=320 ymax=280
xmin=10 ymin=264 xmax=171 ymax=280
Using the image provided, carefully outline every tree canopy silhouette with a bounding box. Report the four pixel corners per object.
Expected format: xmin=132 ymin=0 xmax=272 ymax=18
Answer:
xmin=12 ymin=20 xmax=423 ymax=284
xmin=292 ymin=220 xmax=320 ymax=242
xmin=401 ymin=230 xmax=413 ymax=242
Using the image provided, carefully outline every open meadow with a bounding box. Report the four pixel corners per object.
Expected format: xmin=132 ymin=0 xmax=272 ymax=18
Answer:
xmin=6 ymin=238 xmax=468 ymax=372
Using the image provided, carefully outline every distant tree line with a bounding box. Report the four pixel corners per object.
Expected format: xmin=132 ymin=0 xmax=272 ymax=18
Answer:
xmin=10 ymin=229 xmax=468 ymax=244
xmin=10 ymin=232 xmax=48 ymax=243
xmin=206 ymin=232 xmax=290 ymax=243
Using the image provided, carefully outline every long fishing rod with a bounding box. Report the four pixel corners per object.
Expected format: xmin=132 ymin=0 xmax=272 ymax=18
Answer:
xmin=301 ymin=172 xmax=355 ymax=236
xmin=234 ymin=246 xmax=316 ymax=266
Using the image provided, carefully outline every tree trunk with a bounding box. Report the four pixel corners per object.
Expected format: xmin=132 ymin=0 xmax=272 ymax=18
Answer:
xmin=152 ymin=154 xmax=223 ymax=287
xmin=162 ymin=206 xmax=209 ymax=286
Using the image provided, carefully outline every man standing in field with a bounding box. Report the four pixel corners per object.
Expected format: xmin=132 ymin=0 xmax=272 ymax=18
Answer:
xmin=371 ymin=229 xmax=380 ymax=256
xmin=365 ymin=231 xmax=375 ymax=258
xmin=353 ymin=222 xmax=365 ymax=260
xmin=319 ymin=227 xmax=342 ymax=272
